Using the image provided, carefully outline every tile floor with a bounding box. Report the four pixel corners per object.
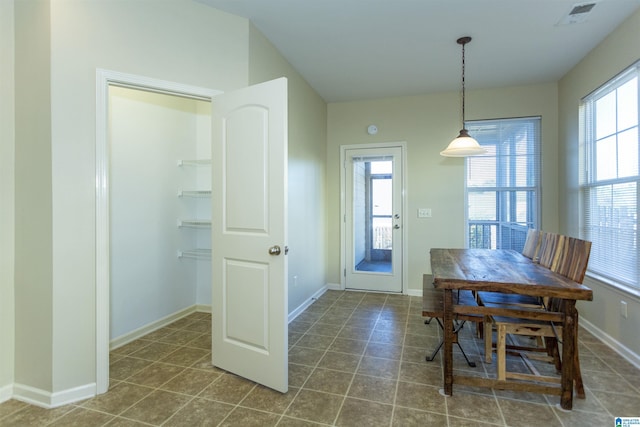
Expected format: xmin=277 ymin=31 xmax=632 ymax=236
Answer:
xmin=1 ymin=290 xmax=639 ymax=426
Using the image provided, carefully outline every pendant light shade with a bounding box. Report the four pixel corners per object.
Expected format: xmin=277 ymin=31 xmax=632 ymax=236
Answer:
xmin=440 ymin=37 xmax=486 ymax=157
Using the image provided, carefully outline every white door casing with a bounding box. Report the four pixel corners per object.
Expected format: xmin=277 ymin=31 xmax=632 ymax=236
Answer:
xmin=342 ymin=144 xmax=406 ymax=293
xmin=96 ymin=70 xmax=220 ymax=395
xmin=211 ymin=78 xmax=288 ymax=392
xmin=96 ymin=70 xmax=288 ymax=396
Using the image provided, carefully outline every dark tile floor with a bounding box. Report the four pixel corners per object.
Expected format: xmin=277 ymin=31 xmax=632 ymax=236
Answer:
xmin=0 ymin=290 xmax=639 ymax=426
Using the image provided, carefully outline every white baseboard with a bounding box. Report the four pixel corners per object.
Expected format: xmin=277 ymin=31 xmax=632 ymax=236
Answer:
xmin=12 ymin=382 xmax=95 ymax=409
xmin=406 ymin=288 xmax=422 ymax=297
xmin=0 ymin=383 xmax=12 ymax=404
xmin=195 ymin=304 xmax=212 ymax=313
xmin=288 ymin=286 xmax=328 ymax=323
xmin=110 ymin=305 xmax=199 ymax=350
xmin=326 ymin=282 xmax=342 ymax=291
xmin=579 ymin=316 xmax=640 ymax=369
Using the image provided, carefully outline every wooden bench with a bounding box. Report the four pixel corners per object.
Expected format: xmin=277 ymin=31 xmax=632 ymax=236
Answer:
xmin=422 ymin=275 xmax=482 ymax=367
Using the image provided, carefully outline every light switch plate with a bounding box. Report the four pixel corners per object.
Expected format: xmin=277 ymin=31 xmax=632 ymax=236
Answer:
xmin=418 ymin=208 xmax=432 ymax=218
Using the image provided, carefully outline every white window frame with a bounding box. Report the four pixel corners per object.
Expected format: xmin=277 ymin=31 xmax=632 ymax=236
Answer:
xmin=464 ymin=117 xmax=542 ymax=251
xmin=580 ymin=60 xmax=640 ymax=296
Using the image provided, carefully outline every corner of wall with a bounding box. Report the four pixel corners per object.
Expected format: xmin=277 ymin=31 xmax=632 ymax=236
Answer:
xmin=0 ymin=0 xmax=16 ymax=398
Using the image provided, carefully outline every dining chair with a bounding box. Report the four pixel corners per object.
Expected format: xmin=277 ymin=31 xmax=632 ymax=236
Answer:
xmin=479 ymin=228 xmax=546 ymax=359
xmin=490 ymin=236 xmax=591 ymax=397
xmin=521 ymin=228 xmax=542 ymax=261
xmin=537 ymin=231 xmax=566 ymax=269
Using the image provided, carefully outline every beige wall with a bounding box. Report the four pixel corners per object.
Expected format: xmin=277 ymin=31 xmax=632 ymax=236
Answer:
xmin=11 ymin=0 xmax=249 ymax=402
xmin=0 ymin=0 xmax=15 ymax=397
xmin=14 ymin=0 xmax=54 ymax=394
xmin=248 ymin=25 xmax=328 ymax=312
xmin=558 ymin=8 xmax=640 ymax=360
xmin=327 ymin=83 xmax=559 ymax=293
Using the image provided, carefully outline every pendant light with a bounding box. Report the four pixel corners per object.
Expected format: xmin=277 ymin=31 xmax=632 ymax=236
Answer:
xmin=440 ymin=36 xmax=487 ymax=157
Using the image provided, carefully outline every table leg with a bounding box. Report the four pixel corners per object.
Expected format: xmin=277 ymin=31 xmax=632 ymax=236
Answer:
xmin=560 ymin=299 xmax=577 ymax=410
xmin=443 ymin=289 xmax=453 ymax=395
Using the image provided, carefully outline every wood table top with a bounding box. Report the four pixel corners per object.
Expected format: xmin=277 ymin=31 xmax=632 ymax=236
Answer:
xmin=430 ymin=248 xmax=593 ymax=301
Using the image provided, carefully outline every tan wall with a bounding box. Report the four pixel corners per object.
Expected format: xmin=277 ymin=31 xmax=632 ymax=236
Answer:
xmin=0 ymin=0 xmax=16 ymax=397
xmin=558 ymin=8 xmax=640 ymax=360
xmin=14 ymin=0 xmax=54 ymax=393
xmin=248 ymin=25 xmax=328 ymax=312
xmin=327 ymin=83 xmax=559 ymax=292
xmin=12 ymin=0 xmax=249 ymax=398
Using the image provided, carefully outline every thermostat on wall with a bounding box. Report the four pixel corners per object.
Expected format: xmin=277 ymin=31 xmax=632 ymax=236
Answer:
xmin=367 ymin=124 xmax=378 ymax=135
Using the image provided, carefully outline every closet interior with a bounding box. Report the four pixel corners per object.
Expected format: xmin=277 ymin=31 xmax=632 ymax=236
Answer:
xmin=109 ymin=85 xmax=212 ymax=344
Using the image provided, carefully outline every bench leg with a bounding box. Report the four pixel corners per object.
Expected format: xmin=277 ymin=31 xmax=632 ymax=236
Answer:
xmin=484 ymin=316 xmax=493 ymax=363
xmin=425 ymin=318 xmax=476 ymax=367
xmin=497 ymin=324 xmax=507 ymax=381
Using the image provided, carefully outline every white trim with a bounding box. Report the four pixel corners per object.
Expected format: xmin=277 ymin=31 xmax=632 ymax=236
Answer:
xmin=95 ymin=69 xmax=221 ymax=395
xmin=288 ymin=286 xmax=328 ymax=323
xmin=195 ymin=304 xmax=212 ymax=313
xmin=585 ymin=271 xmax=640 ymax=300
xmin=0 ymin=383 xmax=12 ymax=404
xmin=406 ymin=288 xmax=422 ymax=297
xmin=579 ymin=316 xmax=640 ymax=370
xmin=326 ymin=282 xmax=342 ymax=291
xmin=12 ymin=383 xmax=95 ymax=409
xmin=339 ymin=142 xmax=409 ymax=294
xmin=110 ymin=306 xmax=198 ymax=350
xmin=50 ymin=383 xmax=96 ymax=408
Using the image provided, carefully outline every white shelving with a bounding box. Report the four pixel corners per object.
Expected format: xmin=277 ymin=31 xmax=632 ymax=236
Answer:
xmin=177 ymin=248 xmax=211 ymax=260
xmin=178 ymin=190 xmax=212 ymax=197
xmin=177 ymin=159 xmax=211 ymax=167
xmin=178 ymin=219 xmax=211 ymax=228
xmin=178 ymin=159 xmax=211 ymax=259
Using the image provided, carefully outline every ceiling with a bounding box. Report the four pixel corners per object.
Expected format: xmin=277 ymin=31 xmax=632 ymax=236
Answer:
xmin=198 ymin=0 xmax=640 ymax=103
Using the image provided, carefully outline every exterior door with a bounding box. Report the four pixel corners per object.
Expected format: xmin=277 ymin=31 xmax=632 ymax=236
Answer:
xmin=211 ymin=78 xmax=288 ymax=392
xmin=344 ymin=146 xmax=404 ymax=292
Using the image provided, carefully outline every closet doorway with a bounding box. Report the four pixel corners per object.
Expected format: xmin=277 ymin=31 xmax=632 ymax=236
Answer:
xmin=96 ymin=71 xmax=289 ymax=395
xmin=108 ymin=86 xmax=212 ymax=342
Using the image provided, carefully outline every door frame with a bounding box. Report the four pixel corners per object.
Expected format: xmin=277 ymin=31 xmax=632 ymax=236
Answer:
xmin=339 ymin=142 xmax=408 ymax=293
xmin=95 ymin=69 xmax=221 ymax=394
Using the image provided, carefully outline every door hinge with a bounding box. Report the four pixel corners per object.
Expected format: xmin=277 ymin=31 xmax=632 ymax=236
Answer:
xmin=344 ymin=268 xmax=346 ymax=277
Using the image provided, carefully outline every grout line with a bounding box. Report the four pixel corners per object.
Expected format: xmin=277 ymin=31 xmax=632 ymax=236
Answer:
xmin=8 ymin=293 xmax=639 ymax=426
xmin=331 ymin=292 xmax=384 ymax=426
xmin=279 ymin=291 xmax=362 ymax=426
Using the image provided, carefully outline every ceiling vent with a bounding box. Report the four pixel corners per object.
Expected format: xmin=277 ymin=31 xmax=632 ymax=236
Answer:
xmin=557 ymin=2 xmax=598 ymax=25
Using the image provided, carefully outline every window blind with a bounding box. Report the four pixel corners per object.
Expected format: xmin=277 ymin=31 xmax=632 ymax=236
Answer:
xmin=465 ymin=117 xmax=541 ymax=251
xmin=580 ymin=61 xmax=640 ymax=291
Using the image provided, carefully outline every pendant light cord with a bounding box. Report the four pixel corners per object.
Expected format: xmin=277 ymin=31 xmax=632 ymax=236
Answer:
xmin=461 ymin=40 xmax=466 ymax=126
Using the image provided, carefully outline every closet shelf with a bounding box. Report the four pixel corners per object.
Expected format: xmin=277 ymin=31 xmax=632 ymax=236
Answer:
xmin=178 ymin=219 xmax=211 ymax=228
xmin=178 ymin=190 xmax=212 ymax=197
xmin=177 ymin=159 xmax=211 ymax=166
xmin=178 ymin=249 xmax=211 ymax=260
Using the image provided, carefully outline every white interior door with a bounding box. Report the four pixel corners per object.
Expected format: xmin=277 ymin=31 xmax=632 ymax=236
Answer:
xmin=211 ymin=78 xmax=288 ymax=392
xmin=344 ymin=146 xmax=404 ymax=292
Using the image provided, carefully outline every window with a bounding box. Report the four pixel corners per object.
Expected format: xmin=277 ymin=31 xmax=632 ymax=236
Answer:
xmin=580 ymin=61 xmax=640 ymax=292
xmin=465 ymin=117 xmax=541 ymax=251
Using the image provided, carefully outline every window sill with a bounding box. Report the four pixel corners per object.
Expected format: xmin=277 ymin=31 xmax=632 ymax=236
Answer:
xmin=584 ymin=271 xmax=640 ymax=301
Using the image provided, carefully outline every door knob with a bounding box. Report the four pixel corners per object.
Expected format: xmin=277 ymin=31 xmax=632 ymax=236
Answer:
xmin=268 ymin=245 xmax=282 ymax=255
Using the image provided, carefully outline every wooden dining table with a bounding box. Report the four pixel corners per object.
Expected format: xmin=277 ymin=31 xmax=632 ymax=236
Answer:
xmin=429 ymin=248 xmax=593 ymax=410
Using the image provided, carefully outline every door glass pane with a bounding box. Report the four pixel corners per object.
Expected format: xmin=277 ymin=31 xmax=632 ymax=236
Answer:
xmin=353 ymin=159 xmax=393 ymax=273
xmin=372 ymin=178 xmax=392 ymax=216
